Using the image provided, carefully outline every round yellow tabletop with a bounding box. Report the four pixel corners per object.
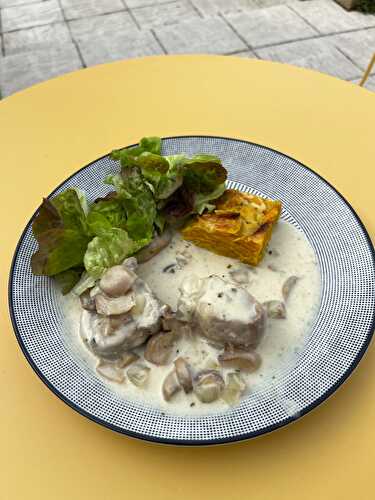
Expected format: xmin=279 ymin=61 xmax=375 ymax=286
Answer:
xmin=1 ymin=55 xmax=374 ymax=500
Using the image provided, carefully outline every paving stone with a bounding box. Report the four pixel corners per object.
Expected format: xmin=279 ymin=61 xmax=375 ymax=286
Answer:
xmin=230 ymin=50 xmax=258 ymax=57
xmin=0 ymin=43 xmax=82 ymax=96
xmin=288 ymin=0 xmax=375 ymax=35
xmin=1 ymin=0 xmax=63 ymax=32
xmin=254 ymin=0 xmax=289 ymax=5
xmin=154 ymin=16 xmax=247 ymax=54
xmin=328 ymin=28 xmax=375 ymax=74
xmin=0 ymin=0 xmax=41 ymax=6
xmin=60 ymin=0 xmax=125 ymax=21
xmin=191 ymin=0 xmax=259 ymax=16
xmin=3 ymin=22 xmax=71 ymax=55
xmin=132 ymin=1 xmax=198 ymax=28
xmin=256 ymin=38 xmax=363 ymax=80
xmin=126 ymin=0 xmax=173 ymax=7
xmin=69 ymin=11 xmax=138 ymax=43
xmin=77 ymin=29 xmax=163 ymax=66
xmin=227 ymin=5 xmax=317 ymax=48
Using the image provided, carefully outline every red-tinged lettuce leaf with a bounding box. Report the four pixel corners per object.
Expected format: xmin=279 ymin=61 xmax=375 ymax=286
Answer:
xmin=183 ymin=154 xmax=227 ymax=193
xmin=31 ymin=190 xmax=91 ymax=276
xmin=31 ymin=225 xmax=90 ymax=276
xmin=161 ymin=185 xmax=195 ymax=224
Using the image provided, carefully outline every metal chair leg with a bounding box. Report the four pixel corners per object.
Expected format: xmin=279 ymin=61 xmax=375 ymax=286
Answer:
xmin=359 ymin=52 xmax=375 ymax=87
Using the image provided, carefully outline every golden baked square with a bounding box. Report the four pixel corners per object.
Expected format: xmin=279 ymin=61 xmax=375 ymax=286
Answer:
xmin=181 ymin=189 xmax=282 ymax=265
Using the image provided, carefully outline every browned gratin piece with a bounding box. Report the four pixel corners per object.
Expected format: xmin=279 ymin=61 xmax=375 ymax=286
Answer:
xmin=181 ymin=189 xmax=282 ymax=265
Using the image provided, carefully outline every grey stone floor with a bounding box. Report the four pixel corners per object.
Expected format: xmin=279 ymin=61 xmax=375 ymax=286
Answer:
xmin=0 ymin=0 xmax=374 ymax=97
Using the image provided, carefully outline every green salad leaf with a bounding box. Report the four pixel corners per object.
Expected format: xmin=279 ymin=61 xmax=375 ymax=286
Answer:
xmin=31 ymin=190 xmax=91 ymax=276
xmin=54 ymin=267 xmax=85 ymax=294
xmin=194 ymin=182 xmax=226 ymax=214
xmin=111 ymin=136 xmax=162 ymax=168
xmin=84 ymin=228 xmax=147 ymax=278
xmin=31 ymin=137 xmax=229 ymax=288
xmin=87 ymin=197 xmax=126 ymax=236
xmin=105 ymin=166 xmax=156 ymax=242
xmin=183 ymin=154 xmax=227 ymax=193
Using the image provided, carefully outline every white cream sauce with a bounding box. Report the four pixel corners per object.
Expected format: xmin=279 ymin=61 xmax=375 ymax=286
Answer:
xmin=59 ymin=220 xmax=321 ymax=416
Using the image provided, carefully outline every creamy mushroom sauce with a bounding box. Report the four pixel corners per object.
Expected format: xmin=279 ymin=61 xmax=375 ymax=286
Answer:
xmin=59 ymin=220 xmax=321 ymax=415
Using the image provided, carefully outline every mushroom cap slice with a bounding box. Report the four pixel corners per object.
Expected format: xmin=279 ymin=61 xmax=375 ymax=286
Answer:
xmin=144 ymin=330 xmax=177 ymax=366
xmin=263 ymin=300 xmax=286 ymax=319
xmin=162 ymin=370 xmax=181 ymax=401
xmin=194 ymin=370 xmax=225 ymax=403
xmin=96 ymin=360 xmax=125 ymax=383
xmin=99 ymin=265 xmax=137 ymax=297
xmin=222 ymin=372 xmax=246 ymax=405
xmin=95 ymin=291 xmax=136 ymax=316
xmin=282 ymin=276 xmax=299 ymax=301
xmin=127 ymin=364 xmax=150 ymax=388
xmin=115 ymin=351 xmax=139 ymax=368
xmin=218 ymin=347 xmax=261 ymax=372
xmin=174 ymin=357 xmax=193 ymax=393
xmin=80 ymin=290 xmax=96 ymax=311
xmin=135 ymin=229 xmax=172 ymax=263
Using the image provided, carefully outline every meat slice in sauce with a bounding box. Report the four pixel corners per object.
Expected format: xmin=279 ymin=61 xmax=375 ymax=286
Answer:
xmin=177 ymin=275 xmax=265 ymax=349
xmin=80 ymin=261 xmax=166 ymax=359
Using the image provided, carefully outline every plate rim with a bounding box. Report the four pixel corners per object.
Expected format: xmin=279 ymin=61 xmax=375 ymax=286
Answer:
xmin=8 ymin=135 xmax=375 ymax=446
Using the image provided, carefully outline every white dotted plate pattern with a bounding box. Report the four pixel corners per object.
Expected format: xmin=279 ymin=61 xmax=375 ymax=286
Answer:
xmin=8 ymin=137 xmax=375 ymax=445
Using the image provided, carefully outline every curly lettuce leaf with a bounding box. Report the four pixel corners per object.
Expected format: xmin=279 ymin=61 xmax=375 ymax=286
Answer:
xmin=31 ymin=191 xmax=90 ymax=276
xmin=87 ymin=197 xmax=126 ymax=236
xmin=111 ymin=137 xmax=162 ymax=168
xmin=183 ymin=154 xmax=227 ymax=193
xmin=84 ymin=228 xmax=147 ymax=278
xmin=194 ymin=182 xmax=226 ymax=214
xmin=105 ymin=167 xmax=156 ymax=241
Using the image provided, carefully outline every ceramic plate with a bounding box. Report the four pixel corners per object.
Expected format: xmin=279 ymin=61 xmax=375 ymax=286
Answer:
xmin=9 ymin=136 xmax=375 ymax=445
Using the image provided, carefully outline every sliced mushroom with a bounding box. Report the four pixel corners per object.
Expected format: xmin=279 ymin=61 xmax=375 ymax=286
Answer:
xmin=282 ymin=276 xmax=299 ymax=301
xmin=174 ymin=357 xmax=193 ymax=393
xmin=127 ymin=364 xmax=150 ymax=388
xmin=99 ymin=265 xmax=136 ymax=297
xmin=122 ymin=257 xmax=138 ymax=272
xmin=144 ymin=330 xmax=177 ymax=365
xmin=229 ymin=267 xmax=250 ymax=284
xmin=131 ymin=294 xmax=146 ymax=317
xmin=194 ymin=370 xmax=225 ymax=403
xmin=161 ymin=310 xmax=188 ymax=334
xmin=263 ymin=300 xmax=286 ymax=319
xmin=203 ymin=357 xmax=221 ymax=371
xmin=267 ymin=264 xmax=280 ymax=273
xmin=96 ymin=360 xmax=125 ymax=383
xmin=135 ymin=229 xmax=172 ymax=263
xmin=80 ymin=289 xmax=96 ymax=311
xmin=115 ymin=351 xmax=139 ymax=368
xmin=95 ymin=291 xmax=136 ymax=316
xmin=222 ymin=372 xmax=247 ymax=405
xmin=176 ymin=249 xmax=192 ymax=267
xmin=162 ymin=370 xmax=181 ymax=401
xmin=218 ymin=346 xmax=261 ymax=372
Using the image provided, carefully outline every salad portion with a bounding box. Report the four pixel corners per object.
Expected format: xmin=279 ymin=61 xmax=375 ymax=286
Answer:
xmin=31 ymin=137 xmax=227 ymax=294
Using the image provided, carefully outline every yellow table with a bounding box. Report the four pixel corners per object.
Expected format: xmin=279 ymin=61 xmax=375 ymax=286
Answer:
xmin=1 ymin=55 xmax=374 ymax=500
